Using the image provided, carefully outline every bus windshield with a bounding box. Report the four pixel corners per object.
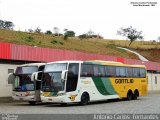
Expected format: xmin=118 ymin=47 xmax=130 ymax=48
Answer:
xmin=42 ymin=63 xmax=67 ymax=92
xmin=42 ymin=72 xmax=64 ymax=92
xmin=16 ymin=66 xmax=38 ymax=74
xmin=13 ymin=66 xmax=38 ymax=91
xmin=13 ymin=74 xmax=34 ymax=91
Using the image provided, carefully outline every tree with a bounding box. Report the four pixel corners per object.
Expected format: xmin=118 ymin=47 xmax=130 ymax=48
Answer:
xmin=64 ymin=30 xmax=75 ymax=40
xmin=78 ymin=34 xmax=88 ymax=40
xmin=45 ymin=30 xmax=52 ymax=35
xmin=34 ymin=27 xmax=41 ymax=33
xmin=0 ymin=20 xmax=4 ymax=29
xmin=117 ymin=26 xmax=143 ymax=46
xmin=4 ymin=21 xmax=14 ymax=30
xmin=64 ymin=30 xmax=75 ymax=37
xmin=0 ymin=19 xmax=14 ymax=30
xmin=87 ymin=29 xmax=94 ymax=36
xmin=28 ymin=28 xmax=34 ymax=33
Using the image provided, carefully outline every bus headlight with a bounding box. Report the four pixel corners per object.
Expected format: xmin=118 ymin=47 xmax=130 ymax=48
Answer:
xmin=57 ymin=91 xmax=66 ymax=96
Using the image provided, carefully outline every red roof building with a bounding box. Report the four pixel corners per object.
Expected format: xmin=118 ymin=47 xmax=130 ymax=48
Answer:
xmin=0 ymin=42 xmax=160 ymax=71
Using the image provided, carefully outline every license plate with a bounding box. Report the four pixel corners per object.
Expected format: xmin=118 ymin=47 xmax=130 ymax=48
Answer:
xmin=42 ymin=92 xmax=50 ymax=97
xmin=20 ymin=98 xmax=23 ymax=100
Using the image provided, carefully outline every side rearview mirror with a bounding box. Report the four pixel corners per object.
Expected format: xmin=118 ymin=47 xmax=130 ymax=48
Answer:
xmin=8 ymin=73 xmax=15 ymax=84
xmin=31 ymin=72 xmax=37 ymax=81
xmin=34 ymin=71 xmax=43 ymax=81
xmin=61 ymin=70 xmax=68 ymax=81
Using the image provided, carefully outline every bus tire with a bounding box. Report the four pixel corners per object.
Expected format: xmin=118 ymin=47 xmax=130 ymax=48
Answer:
xmin=28 ymin=101 xmax=36 ymax=105
xmin=127 ymin=90 xmax=133 ymax=100
xmin=133 ymin=90 xmax=139 ymax=100
xmin=80 ymin=92 xmax=89 ymax=105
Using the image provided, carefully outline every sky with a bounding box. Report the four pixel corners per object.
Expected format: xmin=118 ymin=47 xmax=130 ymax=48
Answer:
xmin=0 ymin=0 xmax=160 ymax=40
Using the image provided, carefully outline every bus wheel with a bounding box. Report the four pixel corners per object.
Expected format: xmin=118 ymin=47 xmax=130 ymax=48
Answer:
xmin=133 ymin=90 xmax=139 ymax=100
xmin=80 ymin=92 xmax=89 ymax=105
xmin=127 ymin=90 xmax=133 ymax=100
xmin=28 ymin=101 xmax=36 ymax=105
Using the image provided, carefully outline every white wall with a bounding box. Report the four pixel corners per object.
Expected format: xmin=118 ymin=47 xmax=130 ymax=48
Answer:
xmin=147 ymin=72 xmax=160 ymax=91
xmin=0 ymin=64 xmax=17 ymax=97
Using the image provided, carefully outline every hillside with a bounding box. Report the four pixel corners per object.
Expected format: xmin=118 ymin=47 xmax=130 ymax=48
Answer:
xmin=0 ymin=29 xmax=160 ymax=62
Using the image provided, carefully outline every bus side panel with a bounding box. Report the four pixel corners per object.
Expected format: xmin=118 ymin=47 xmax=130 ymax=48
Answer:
xmin=109 ymin=77 xmax=148 ymax=98
xmin=78 ymin=77 xmax=120 ymax=102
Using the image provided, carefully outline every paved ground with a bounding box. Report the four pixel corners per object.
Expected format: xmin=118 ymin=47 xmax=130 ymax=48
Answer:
xmin=0 ymin=93 xmax=159 ymax=114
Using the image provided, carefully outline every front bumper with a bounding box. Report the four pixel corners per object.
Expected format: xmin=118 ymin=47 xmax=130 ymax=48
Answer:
xmin=41 ymin=95 xmax=67 ymax=103
xmin=12 ymin=95 xmax=35 ymax=101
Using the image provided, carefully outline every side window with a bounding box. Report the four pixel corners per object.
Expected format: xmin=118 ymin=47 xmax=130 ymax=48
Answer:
xmin=66 ymin=63 xmax=79 ymax=92
xmin=81 ymin=64 xmax=93 ymax=77
xmin=99 ymin=66 xmax=105 ymax=77
xmin=105 ymin=66 xmax=116 ymax=77
xmin=140 ymin=68 xmax=146 ymax=78
xmin=133 ymin=68 xmax=140 ymax=77
xmin=116 ymin=67 xmax=120 ymax=77
xmin=8 ymin=69 xmax=14 ymax=84
xmin=126 ymin=67 xmax=133 ymax=77
xmin=116 ymin=67 xmax=126 ymax=77
xmin=93 ymin=65 xmax=105 ymax=77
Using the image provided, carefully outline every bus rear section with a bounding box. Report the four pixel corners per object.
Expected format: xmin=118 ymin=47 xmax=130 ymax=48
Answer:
xmin=8 ymin=63 xmax=45 ymax=105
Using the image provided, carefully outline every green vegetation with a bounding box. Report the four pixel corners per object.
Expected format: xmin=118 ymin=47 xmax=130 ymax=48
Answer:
xmin=0 ymin=29 xmax=160 ymax=62
xmin=25 ymin=36 xmax=34 ymax=43
xmin=117 ymin=26 xmax=143 ymax=46
xmin=51 ymin=39 xmax=64 ymax=45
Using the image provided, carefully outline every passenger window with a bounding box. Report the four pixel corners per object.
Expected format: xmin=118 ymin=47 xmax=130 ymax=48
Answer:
xmin=81 ymin=64 xmax=93 ymax=77
xmin=116 ymin=67 xmax=126 ymax=77
xmin=133 ymin=68 xmax=140 ymax=77
xmin=105 ymin=66 xmax=116 ymax=77
xmin=93 ymin=65 xmax=105 ymax=77
xmin=126 ymin=67 xmax=133 ymax=77
xmin=140 ymin=68 xmax=146 ymax=78
xmin=99 ymin=66 xmax=105 ymax=77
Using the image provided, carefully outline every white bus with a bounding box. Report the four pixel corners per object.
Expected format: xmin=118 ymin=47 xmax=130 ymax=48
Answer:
xmin=8 ymin=63 xmax=45 ymax=105
xmin=36 ymin=60 xmax=147 ymax=105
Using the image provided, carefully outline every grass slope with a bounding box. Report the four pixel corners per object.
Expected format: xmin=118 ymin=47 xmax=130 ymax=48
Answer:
xmin=0 ymin=29 xmax=160 ymax=62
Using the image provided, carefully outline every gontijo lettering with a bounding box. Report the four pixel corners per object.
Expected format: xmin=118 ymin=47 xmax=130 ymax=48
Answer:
xmin=115 ymin=79 xmax=134 ymax=84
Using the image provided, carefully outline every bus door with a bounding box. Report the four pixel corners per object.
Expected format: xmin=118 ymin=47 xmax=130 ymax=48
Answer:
xmin=66 ymin=63 xmax=79 ymax=92
xmin=35 ymin=65 xmax=45 ymax=101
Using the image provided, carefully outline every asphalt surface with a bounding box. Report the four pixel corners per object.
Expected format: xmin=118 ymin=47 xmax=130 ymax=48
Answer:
xmin=0 ymin=93 xmax=159 ymax=114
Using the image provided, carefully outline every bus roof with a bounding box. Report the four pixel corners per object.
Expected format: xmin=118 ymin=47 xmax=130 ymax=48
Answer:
xmin=46 ymin=60 xmax=83 ymax=65
xmin=84 ymin=60 xmax=146 ymax=68
xmin=45 ymin=60 xmax=146 ymax=68
xmin=18 ymin=63 xmax=46 ymax=67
